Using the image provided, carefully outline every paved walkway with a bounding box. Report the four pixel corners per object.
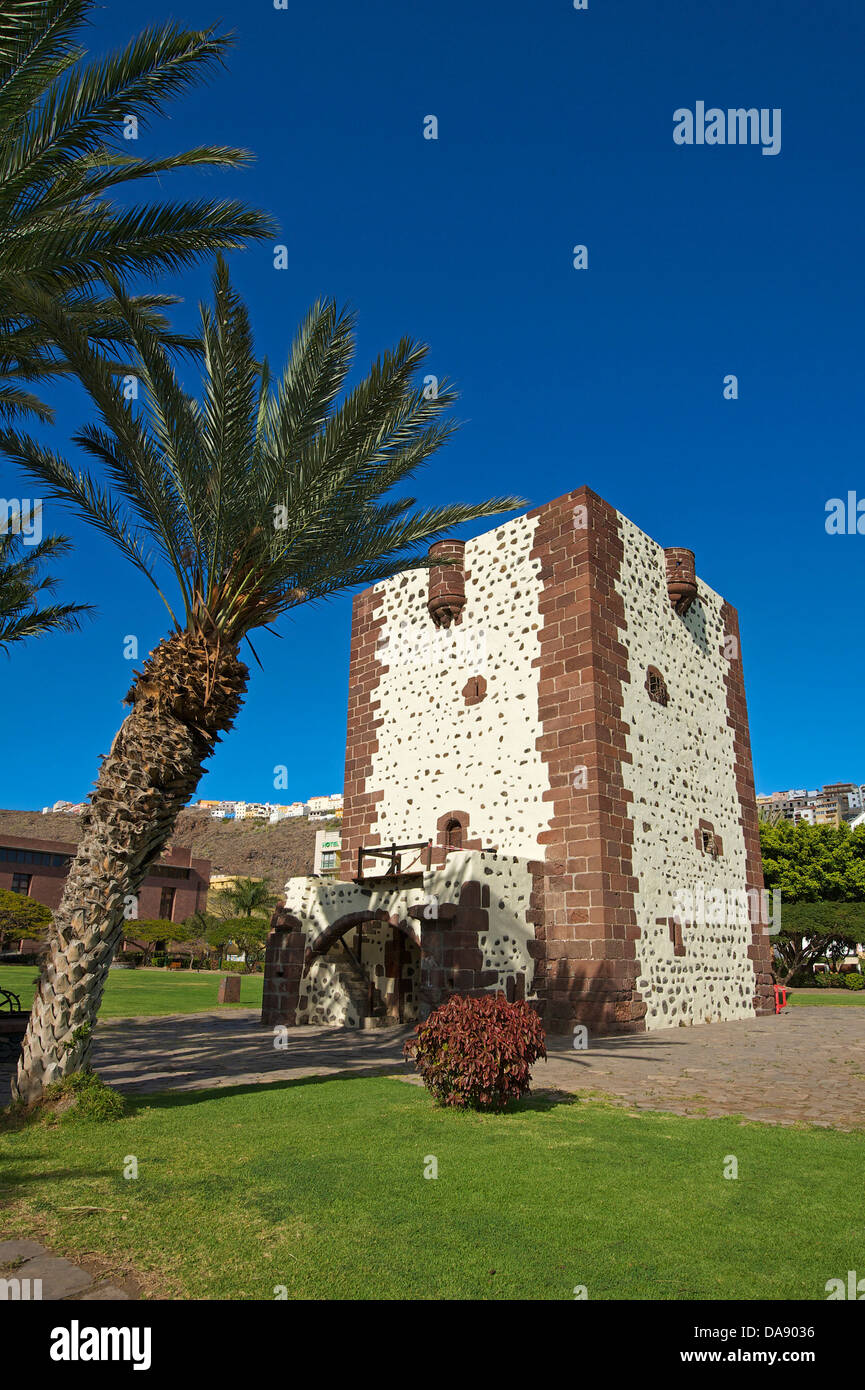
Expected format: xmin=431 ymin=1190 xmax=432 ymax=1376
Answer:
xmin=0 ymin=1010 xmax=412 ymax=1098
xmin=96 ymin=1010 xmax=410 ymax=1093
xmin=540 ymin=1007 xmax=865 ymax=1129
xmin=0 ymin=1240 xmax=132 ymax=1300
xmin=1 ymin=1005 xmax=863 ymax=1128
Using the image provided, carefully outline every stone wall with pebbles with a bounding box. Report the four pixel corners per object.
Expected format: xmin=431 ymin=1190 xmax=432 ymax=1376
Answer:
xmin=365 ymin=514 xmax=550 ymax=860
xmin=616 ymin=514 xmax=759 ymax=1028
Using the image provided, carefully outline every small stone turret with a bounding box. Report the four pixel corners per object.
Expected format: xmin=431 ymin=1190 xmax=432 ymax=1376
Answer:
xmin=427 ymin=539 xmax=466 ymax=628
xmin=664 ymin=546 xmax=697 ymax=615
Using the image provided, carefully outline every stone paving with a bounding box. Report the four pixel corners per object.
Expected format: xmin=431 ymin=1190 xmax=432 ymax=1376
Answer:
xmin=540 ymin=1006 xmax=865 ymax=1129
xmin=0 ymin=1239 xmax=132 ymax=1300
xmin=1 ymin=1003 xmax=863 ymax=1127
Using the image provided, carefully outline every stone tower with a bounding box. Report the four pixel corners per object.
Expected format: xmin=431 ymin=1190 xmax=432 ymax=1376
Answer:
xmin=263 ymin=486 xmax=774 ymax=1035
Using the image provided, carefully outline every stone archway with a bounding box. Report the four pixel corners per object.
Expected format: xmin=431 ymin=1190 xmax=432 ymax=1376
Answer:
xmin=302 ymin=910 xmax=389 ymax=1026
xmin=262 ymin=876 xmax=512 ymax=1030
xmin=303 ymin=909 xmax=389 ymax=973
xmin=301 ymin=910 xmax=423 ymax=1028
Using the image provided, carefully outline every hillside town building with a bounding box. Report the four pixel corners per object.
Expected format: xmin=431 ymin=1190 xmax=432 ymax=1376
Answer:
xmin=262 ymin=487 xmax=774 ymax=1036
xmin=195 ymin=796 xmax=342 ymax=822
xmin=756 ymin=784 xmax=865 ymax=826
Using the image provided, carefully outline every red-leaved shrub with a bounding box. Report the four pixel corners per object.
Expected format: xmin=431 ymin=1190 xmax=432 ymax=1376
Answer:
xmin=403 ymin=993 xmax=547 ymax=1110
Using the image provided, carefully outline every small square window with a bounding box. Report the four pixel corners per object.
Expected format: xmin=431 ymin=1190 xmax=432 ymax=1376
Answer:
xmin=696 ymin=825 xmax=723 ymax=857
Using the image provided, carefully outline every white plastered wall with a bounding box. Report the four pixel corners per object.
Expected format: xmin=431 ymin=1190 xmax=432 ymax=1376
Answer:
xmin=616 ymin=514 xmax=758 ymax=1029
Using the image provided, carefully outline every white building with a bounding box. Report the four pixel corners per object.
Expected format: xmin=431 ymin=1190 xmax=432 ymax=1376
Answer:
xmin=199 ymin=796 xmax=344 ymax=824
xmin=195 ymin=799 xmax=236 ymax=819
xmin=306 ymin=794 xmax=343 ymax=814
xmin=756 ymin=783 xmax=864 ymax=826
xmin=269 ymin=803 xmax=306 ymax=823
xmin=233 ymin=802 xmax=271 ymax=821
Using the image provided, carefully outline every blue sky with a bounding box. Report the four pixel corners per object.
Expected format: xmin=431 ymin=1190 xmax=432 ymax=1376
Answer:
xmin=2 ymin=0 xmax=863 ymax=809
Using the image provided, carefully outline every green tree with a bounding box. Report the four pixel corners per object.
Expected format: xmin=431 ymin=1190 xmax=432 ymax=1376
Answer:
xmin=0 ymin=258 xmax=522 ymax=1102
xmin=1 ymin=506 xmax=92 ymax=652
xmin=181 ymin=909 xmax=219 ymax=967
xmin=0 ymin=0 xmax=273 ymax=421
xmin=760 ymin=820 xmax=865 ymax=981
xmin=760 ymin=820 xmax=865 ymax=903
xmin=204 ymin=916 xmax=270 ymax=975
xmin=0 ymin=888 xmax=52 ymax=952
xmin=119 ymin=917 xmax=176 ymax=966
xmin=772 ymin=902 xmax=865 ymax=982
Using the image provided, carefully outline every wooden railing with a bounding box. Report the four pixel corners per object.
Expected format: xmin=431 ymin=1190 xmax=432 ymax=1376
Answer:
xmin=355 ymin=840 xmax=433 ymax=882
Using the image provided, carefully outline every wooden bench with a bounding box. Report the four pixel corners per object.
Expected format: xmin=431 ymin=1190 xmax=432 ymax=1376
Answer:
xmin=0 ymin=987 xmax=29 ymax=1063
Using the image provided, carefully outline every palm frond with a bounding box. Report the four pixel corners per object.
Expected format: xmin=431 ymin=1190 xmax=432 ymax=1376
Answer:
xmin=5 ymin=22 xmax=237 ymax=173
xmin=0 ymin=600 xmax=91 ymax=650
xmin=0 ymin=262 xmax=525 ymax=647
xmin=0 ymin=427 xmax=169 ymax=601
xmin=0 ymin=1 xmax=275 ymax=424
xmin=0 ymin=499 xmax=93 ymax=653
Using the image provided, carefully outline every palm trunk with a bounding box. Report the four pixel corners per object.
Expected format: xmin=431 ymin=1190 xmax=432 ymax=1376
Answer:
xmin=12 ymin=629 xmax=248 ymax=1105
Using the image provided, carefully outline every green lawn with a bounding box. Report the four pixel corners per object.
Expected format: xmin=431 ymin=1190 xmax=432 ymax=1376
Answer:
xmin=788 ymin=988 xmax=865 ymax=1008
xmin=1 ymin=1076 xmax=862 ymax=1300
xmin=0 ymin=964 xmax=262 ymax=1017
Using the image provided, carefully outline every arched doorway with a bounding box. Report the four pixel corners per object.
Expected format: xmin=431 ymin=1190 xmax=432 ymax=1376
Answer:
xmin=304 ymin=910 xmax=422 ymax=1026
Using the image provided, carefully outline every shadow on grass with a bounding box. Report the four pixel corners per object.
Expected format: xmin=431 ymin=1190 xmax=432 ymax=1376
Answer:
xmin=121 ymin=1068 xmax=409 ymax=1114
xmin=509 ymin=1088 xmax=582 ymax=1114
xmin=0 ymin=1164 xmax=119 ymax=1192
xmin=116 ymin=1072 xmax=583 ymax=1118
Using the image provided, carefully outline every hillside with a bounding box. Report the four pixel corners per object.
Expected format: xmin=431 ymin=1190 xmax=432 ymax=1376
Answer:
xmin=0 ymin=808 xmax=329 ymax=892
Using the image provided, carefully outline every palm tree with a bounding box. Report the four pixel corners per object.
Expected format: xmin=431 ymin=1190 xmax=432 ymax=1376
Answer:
xmin=214 ymin=877 xmax=276 ymax=920
xmin=0 ymin=258 xmax=523 ymax=1102
xmin=1 ymin=504 xmax=92 ymax=652
xmin=0 ymin=0 xmax=274 ymax=422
